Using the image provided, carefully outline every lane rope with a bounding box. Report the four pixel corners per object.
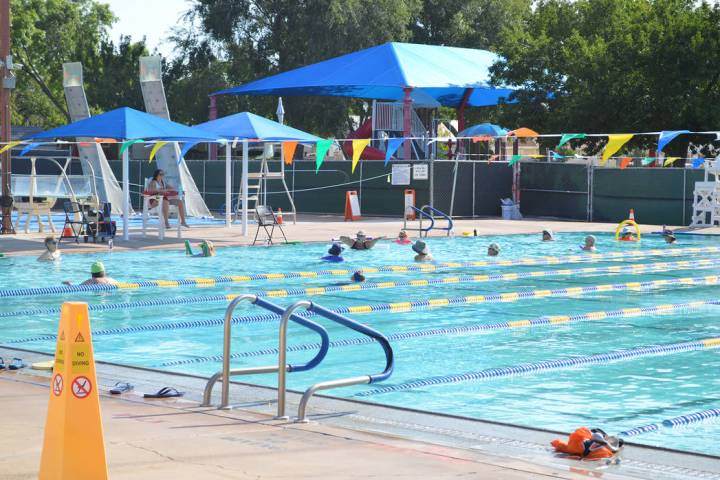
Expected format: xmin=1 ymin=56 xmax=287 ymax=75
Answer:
xmin=1 ymin=258 xmax=717 ymax=320
xmin=1 ymin=245 xmax=718 ymax=299
xmin=156 ymin=298 xmax=720 ymax=367
xmin=355 ymin=338 xmax=720 ymax=397
xmin=5 ymin=274 xmax=720 ymax=345
xmin=619 ymin=408 xmax=720 ymax=437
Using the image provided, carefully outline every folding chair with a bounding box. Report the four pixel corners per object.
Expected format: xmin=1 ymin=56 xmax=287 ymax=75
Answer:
xmin=252 ymin=205 xmax=288 ymax=245
xmin=60 ymin=201 xmax=93 ymax=243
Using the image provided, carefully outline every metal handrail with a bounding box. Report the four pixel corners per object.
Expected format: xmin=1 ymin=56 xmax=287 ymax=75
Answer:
xmin=420 ymin=205 xmax=453 ymax=236
xmin=201 ymin=295 xmax=330 ymax=409
xmin=403 ymin=205 xmax=434 ymax=237
xmin=277 ymin=301 xmax=394 ymax=423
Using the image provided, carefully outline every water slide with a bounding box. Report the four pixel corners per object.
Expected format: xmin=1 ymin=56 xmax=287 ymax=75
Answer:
xmin=341 ymin=118 xmax=386 ymax=160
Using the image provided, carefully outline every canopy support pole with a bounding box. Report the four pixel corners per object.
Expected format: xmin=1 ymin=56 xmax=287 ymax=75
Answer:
xmin=225 ymin=142 xmax=231 ymax=228
xmin=457 ymin=88 xmax=474 ymax=133
xmin=403 ymin=87 xmax=412 ymax=160
xmin=209 ymin=95 xmax=218 ymax=161
xmin=241 ymin=139 xmax=249 ymax=236
xmin=122 ymin=148 xmax=130 ymax=241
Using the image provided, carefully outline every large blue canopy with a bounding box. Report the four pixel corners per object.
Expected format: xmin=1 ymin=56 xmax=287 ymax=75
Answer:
xmin=25 ymin=107 xmax=217 ymax=141
xmin=195 ymin=112 xmax=321 ymax=142
xmin=214 ymin=42 xmax=515 ymax=108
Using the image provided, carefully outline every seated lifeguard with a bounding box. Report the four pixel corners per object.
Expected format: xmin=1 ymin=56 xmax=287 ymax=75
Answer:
xmin=618 ymin=226 xmax=637 ymax=242
xmin=37 ymin=236 xmax=61 ymax=262
xmin=340 ymin=231 xmax=383 ymax=250
xmin=147 ymin=169 xmax=189 ymax=229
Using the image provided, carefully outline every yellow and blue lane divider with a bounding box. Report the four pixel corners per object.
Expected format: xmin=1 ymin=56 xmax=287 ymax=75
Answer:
xmin=619 ymin=408 xmax=720 ymax=437
xmin=7 ymin=275 xmax=720 ymax=345
xmin=157 ymin=298 xmax=720 ymax=367
xmin=1 ymin=245 xmax=719 ymax=300
xmin=355 ymin=337 xmax=720 ymax=397
xmin=2 ymin=258 xmax=717 ymax=320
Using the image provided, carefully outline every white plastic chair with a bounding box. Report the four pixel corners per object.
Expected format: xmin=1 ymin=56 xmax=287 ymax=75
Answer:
xmin=141 ymin=178 xmax=181 ymax=239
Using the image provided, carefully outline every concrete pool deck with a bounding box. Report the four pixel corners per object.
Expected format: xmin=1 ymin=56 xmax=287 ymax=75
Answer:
xmin=1 ymin=213 xmax=716 ymax=256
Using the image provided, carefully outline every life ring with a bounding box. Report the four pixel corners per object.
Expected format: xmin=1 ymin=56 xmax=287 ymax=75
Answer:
xmin=615 ymin=219 xmax=641 ymax=241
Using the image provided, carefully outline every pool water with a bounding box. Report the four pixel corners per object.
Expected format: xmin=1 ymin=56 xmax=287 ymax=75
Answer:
xmin=2 ymin=232 xmax=720 ymax=455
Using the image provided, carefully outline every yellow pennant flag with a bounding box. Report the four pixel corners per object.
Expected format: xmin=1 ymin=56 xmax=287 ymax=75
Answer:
xmin=664 ymin=156 xmax=680 ymax=166
xmin=351 ymin=139 xmax=370 ymax=174
xmin=148 ymin=141 xmax=169 ymax=162
xmin=0 ymin=140 xmax=22 ymax=154
xmin=601 ymin=134 xmax=633 ymax=164
xmin=283 ymin=141 xmax=298 ymax=165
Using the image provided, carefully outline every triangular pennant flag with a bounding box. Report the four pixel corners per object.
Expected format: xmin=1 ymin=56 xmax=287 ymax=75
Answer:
xmin=657 ymin=130 xmax=690 ymax=152
xmin=601 ymin=134 xmax=633 ymax=164
xmin=119 ymin=139 xmax=144 ymax=156
xmin=351 ymin=139 xmax=370 ymax=174
xmin=149 ymin=141 xmax=169 ymax=162
xmin=19 ymin=143 xmax=41 ymax=157
xmin=94 ymin=138 xmax=117 ymax=144
xmin=314 ymin=140 xmax=333 ymax=172
xmin=283 ymin=141 xmax=298 ymax=165
xmin=619 ymin=156 xmax=633 ymax=170
xmin=384 ymin=138 xmax=404 ymax=167
xmin=641 ymin=156 xmax=656 ymax=166
xmin=663 ymin=156 xmax=680 ymax=166
xmin=692 ymin=157 xmax=706 ymax=168
xmin=508 ymin=154 xmax=522 ymax=166
xmin=0 ymin=140 xmax=22 ymax=154
xmin=179 ymin=141 xmax=201 ymax=165
xmin=558 ymin=133 xmax=586 ymax=147
xmin=528 ymin=154 xmax=544 ymax=159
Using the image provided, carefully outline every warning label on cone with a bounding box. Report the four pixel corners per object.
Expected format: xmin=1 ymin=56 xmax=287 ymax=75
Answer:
xmin=71 ymin=376 xmax=92 ymax=399
xmin=52 ymin=374 xmax=63 ymax=397
xmin=74 ymin=332 xmax=85 ymax=343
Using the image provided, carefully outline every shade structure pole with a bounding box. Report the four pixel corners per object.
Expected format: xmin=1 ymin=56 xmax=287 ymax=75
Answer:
xmin=209 ymin=96 xmax=218 ymax=161
xmin=122 ymin=148 xmax=130 ymax=240
xmin=225 ymin=142 xmax=231 ymax=227
xmin=241 ymin=139 xmax=249 ymax=235
xmin=403 ymin=87 xmax=412 ymax=160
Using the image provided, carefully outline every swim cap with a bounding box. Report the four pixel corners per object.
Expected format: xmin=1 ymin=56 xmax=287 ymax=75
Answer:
xmin=352 ymin=271 xmax=365 ymax=282
xmin=328 ymin=243 xmax=343 ymax=256
xmin=488 ymin=242 xmax=501 ymax=253
xmin=91 ymin=261 xmax=105 ymax=274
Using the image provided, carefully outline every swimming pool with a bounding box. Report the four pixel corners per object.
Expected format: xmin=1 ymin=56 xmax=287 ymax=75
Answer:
xmin=2 ymin=232 xmax=720 ymax=456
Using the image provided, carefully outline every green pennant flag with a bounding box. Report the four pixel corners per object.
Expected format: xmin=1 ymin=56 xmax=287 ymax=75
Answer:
xmin=558 ymin=133 xmax=586 ymax=147
xmin=641 ymin=156 xmax=656 ymax=166
xmin=119 ymin=139 xmax=145 ymax=156
xmin=508 ymin=154 xmax=522 ymax=166
xmin=315 ymin=140 xmax=333 ymax=172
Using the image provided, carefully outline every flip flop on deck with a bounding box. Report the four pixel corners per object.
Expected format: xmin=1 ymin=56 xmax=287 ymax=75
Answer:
xmin=0 ymin=358 xmax=5 ymax=370
xmin=109 ymin=382 xmax=134 ymax=394
xmin=143 ymin=387 xmax=184 ymax=399
xmin=8 ymin=358 xmax=27 ymax=370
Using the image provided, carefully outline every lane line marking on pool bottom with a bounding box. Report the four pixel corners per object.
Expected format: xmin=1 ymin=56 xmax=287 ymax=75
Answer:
xmin=156 ymin=298 xmax=720 ymax=367
xmin=1 ymin=246 xmax=719 ymax=299
xmin=619 ymin=408 xmax=720 ymax=437
xmin=354 ymin=337 xmax=720 ymax=397
xmin=2 ymin=258 xmax=718 ymax=320
xmin=5 ymin=274 xmax=720 ymax=346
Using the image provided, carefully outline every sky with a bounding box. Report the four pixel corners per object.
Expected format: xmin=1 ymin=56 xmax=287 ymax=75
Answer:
xmin=105 ymin=0 xmax=192 ymax=57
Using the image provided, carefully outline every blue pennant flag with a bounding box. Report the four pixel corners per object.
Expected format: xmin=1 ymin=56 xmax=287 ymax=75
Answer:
xmin=19 ymin=143 xmax=42 ymax=157
xmin=384 ymin=138 xmax=404 ymax=167
xmin=657 ymin=130 xmax=690 ymax=153
xmin=179 ymin=141 xmax=201 ymax=165
xmin=692 ymin=157 xmax=706 ymax=169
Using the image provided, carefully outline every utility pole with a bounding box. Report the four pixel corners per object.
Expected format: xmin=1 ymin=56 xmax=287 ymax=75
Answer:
xmin=0 ymin=0 xmax=14 ymax=234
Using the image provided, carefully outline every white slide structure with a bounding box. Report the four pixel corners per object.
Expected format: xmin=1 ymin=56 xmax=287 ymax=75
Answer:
xmin=139 ymin=56 xmax=211 ymax=218
xmin=62 ymin=62 xmax=127 ymax=214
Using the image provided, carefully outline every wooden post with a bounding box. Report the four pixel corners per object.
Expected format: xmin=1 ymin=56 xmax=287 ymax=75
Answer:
xmin=0 ymin=0 xmax=14 ymax=234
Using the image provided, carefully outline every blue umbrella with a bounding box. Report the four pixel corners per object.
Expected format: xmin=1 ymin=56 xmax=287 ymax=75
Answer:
xmin=458 ymin=123 xmax=508 ymax=138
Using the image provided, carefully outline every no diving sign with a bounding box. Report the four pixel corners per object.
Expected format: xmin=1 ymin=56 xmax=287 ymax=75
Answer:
xmin=71 ymin=376 xmax=92 ymax=399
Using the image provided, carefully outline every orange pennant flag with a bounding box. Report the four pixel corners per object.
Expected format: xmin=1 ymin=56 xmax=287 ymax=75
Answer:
xmin=351 ymin=139 xmax=370 ymax=174
xmin=619 ymin=157 xmax=633 ymax=169
xmin=283 ymin=141 xmax=298 ymax=165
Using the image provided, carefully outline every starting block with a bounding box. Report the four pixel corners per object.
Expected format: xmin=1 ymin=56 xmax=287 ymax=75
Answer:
xmin=39 ymin=302 xmax=108 ymax=479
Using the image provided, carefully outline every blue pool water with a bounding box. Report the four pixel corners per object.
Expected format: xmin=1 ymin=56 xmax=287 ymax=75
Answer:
xmin=2 ymin=232 xmax=720 ymax=455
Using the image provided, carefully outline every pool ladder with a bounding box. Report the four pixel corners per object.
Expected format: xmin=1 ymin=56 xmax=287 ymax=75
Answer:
xmin=403 ymin=204 xmax=453 ymax=238
xmin=202 ymin=296 xmax=394 ymax=422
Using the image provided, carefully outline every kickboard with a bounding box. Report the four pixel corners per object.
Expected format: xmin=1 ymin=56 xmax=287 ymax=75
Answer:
xmin=31 ymin=360 xmax=55 ymax=371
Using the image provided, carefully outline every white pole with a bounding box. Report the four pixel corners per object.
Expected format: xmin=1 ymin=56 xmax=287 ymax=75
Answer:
xmin=122 ymin=148 xmax=130 ymax=241
xmin=225 ymin=142 xmax=231 ymax=228
xmin=242 ymin=139 xmax=249 ymax=235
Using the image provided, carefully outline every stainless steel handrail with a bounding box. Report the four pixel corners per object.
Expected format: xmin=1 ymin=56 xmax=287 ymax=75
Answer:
xmin=420 ymin=204 xmax=453 ymax=236
xmin=403 ymin=205 xmax=434 ymax=237
xmin=201 ymin=295 xmax=329 ymax=410
xmin=277 ymin=300 xmax=312 ymax=419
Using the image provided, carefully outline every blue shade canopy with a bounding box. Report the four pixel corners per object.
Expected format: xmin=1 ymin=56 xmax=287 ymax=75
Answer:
xmin=195 ymin=112 xmax=322 ymax=142
xmin=458 ymin=122 xmax=508 ymax=137
xmin=214 ymin=42 xmax=515 ymax=108
xmin=24 ymin=107 xmax=218 ymax=141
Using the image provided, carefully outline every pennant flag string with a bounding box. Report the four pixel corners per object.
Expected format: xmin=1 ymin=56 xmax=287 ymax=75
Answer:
xmin=384 ymin=138 xmax=404 ymax=167
xmin=601 ymin=134 xmax=634 ymax=164
xmin=351 ymin=139 xmax=370 ymax=174
xmin=149 ymin=141 xmax=170 ymax=162
xmin=283 ymin=141 xmax=298 ymax=166
xmin=314 ymin=140 xmax=333 ymax=172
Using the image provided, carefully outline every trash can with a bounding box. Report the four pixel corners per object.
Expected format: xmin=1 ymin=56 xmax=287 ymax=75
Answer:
xmin=500 ymin=198 xmax=522 ymax=220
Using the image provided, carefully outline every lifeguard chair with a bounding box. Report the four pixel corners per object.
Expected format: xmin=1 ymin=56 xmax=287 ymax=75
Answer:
xmin=690 ymin=159 xmax=720 ymax=227
xmin=141 ymin=177 xmax=182 ymax=240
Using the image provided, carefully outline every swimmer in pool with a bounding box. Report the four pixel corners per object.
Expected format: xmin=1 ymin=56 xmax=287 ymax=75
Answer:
xmin=619 ymin=226 xmax=637 ymax=241
xmin=37 ymin=236 xmax=61 ymax=262
xmin=488 ymin=243 xmax=501 ymax=256
xmin=64 ymin=261 xmax=118 ymax=286
xmin=321 ymin=243 xmax=345 ymax=262
xmin=412 ymin=240 xmax=433 ymax=262
xmin=581 ymin=235 xmax=597 ymax=252
xmin=395 ymin=230 xmax=412 ymax=245
xmin=340 ymin=231 xmax=383 ymax=250
xmin=542 ymin=229 xmax=555 ymax=241
xmin=185 ymin=240 xmax=216 ymax=257
xmin=664 ymin=233 xmax=677 ymax=244
xmin=329 ymin=271 xmax=365 ymax=286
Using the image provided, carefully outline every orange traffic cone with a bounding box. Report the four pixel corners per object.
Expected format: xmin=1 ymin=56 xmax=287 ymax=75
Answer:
xmin=277 ymin=208 xmax=283 ymax=224
xmin=628 ymin=209 xmax=635 ymax=221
